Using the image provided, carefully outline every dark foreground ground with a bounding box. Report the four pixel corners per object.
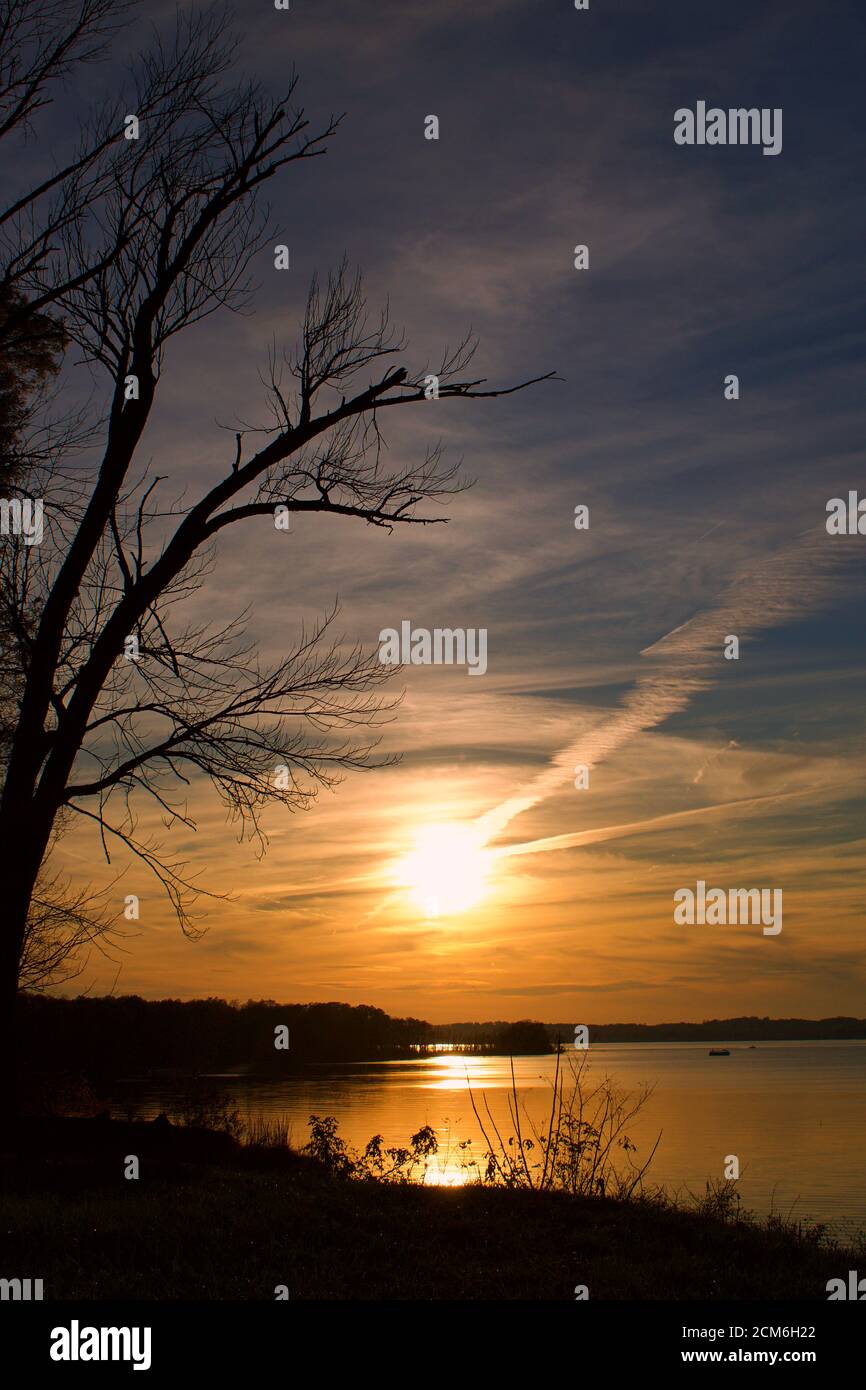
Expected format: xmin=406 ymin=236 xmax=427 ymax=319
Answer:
xmin=0 ymin=1118 xmax=860 ymax=1300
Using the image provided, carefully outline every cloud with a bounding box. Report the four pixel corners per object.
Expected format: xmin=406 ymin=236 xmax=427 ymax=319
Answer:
xmin=474 ymin=529 xmax=852 ymax=849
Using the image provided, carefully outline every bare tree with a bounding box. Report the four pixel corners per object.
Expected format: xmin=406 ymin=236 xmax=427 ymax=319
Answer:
xmin=0 ymin=0 xmax=121 ymax=141
xmin=0 ymin=1 xmax=553 ymax=1103
xmin=0 ymin=0 xmax=235 ymax=348
xmin=20 ymin=865 xmax=124 ymax=993
xmin=0 ymin=0 xmax=229 ymax=1000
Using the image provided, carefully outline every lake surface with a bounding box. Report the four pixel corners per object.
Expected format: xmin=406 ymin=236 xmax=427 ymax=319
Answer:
xmin=110 ymin=1040 xmax=866 ymax=1239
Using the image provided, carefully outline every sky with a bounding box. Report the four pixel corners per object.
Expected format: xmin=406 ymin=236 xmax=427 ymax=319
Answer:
xmin=40 ymin=0 xmax=866 ymax=1021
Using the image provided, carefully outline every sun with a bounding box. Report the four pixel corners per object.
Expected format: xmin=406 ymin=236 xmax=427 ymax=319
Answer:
xmin=394 ymin=822 xmax=492 ymax=918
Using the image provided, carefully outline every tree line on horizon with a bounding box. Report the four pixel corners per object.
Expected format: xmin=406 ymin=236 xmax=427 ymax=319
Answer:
xmin=543 ymin=1018 xmax=866 ymax=1042
xmin=18 ymin=994 xmax=866 ymax=1090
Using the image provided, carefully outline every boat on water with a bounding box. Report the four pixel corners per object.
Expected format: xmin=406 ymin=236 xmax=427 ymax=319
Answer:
xmin=708 ymin=1048 xmax=731 ymax=1056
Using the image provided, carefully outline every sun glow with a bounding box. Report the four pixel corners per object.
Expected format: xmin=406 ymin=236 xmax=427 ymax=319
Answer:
xmin=395 ymin=822 xmax=492 ymax=918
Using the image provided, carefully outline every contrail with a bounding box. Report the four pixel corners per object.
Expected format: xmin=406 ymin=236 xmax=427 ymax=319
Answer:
xmin=489 ymin=783 xmax=848 ymax=861
xmin=474 ymin=527 xmax=845 ymax=850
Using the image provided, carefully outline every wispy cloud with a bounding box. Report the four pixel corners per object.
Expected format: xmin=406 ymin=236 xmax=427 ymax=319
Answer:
xmin=475 ymin=529 xmax=850 ymax=848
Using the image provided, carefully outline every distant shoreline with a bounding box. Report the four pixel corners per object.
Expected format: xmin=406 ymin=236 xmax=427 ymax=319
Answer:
xmin=18 ymin=996 xmax=866 ymax=1081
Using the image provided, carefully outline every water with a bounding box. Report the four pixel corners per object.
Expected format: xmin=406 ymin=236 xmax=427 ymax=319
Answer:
xmin=109 ymin=1040 xmax=866 ymax=1240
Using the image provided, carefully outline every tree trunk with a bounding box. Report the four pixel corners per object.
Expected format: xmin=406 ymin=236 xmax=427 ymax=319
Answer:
xmin=0 ymin=816 xmax=51 ymax=1148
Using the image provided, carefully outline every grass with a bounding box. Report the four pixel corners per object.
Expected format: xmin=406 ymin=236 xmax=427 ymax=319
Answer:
xmin=1 ymin=1115 xmax=862 ymax=1300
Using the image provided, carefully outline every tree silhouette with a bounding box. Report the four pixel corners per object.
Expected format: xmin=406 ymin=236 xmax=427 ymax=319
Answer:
xmin=0 ymin=1 xmax=552 ymax=1106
